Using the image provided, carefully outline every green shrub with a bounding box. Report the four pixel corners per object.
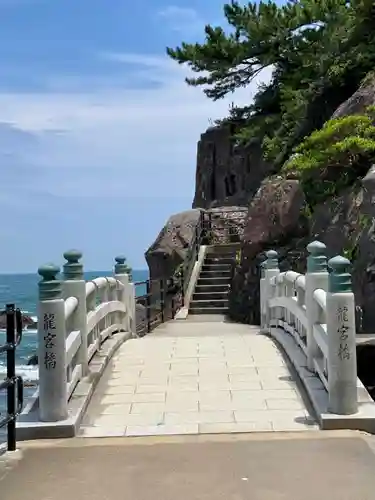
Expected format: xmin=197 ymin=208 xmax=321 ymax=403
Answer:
xmin=282 ymin=107 xmax=375 ymax=207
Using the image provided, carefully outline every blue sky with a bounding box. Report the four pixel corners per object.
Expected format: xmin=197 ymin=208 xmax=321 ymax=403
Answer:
xmin=0 ymin=0 xmax=267 ymax=273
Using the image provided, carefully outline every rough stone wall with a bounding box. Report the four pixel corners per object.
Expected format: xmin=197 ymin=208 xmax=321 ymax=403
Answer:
xmin=228 ymin=178 xmax=308 ymax=325
xmin=205 ymin=206 xmax=248 ymax=244
xmin=228 ymin=170 xmax=375 ymax=332
xmin=193 ymin=124 xmax=273 ymax=209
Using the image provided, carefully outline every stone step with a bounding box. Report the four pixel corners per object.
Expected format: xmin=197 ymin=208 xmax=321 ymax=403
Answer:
xmin=199 ymin=270 xmax=232 ymax=279
xmin=205 ymin=257 xmax=234 ymax=265
xmin=197 ymin=277 xmax=231 ymax=286
xmin=190 ymin=299 xmax=229 ymax=309
xmin=206 ymin=243 xmax=240 ymax=255
xmin=206 ymin=250 xmax=237 ymax=258
xmin=189 ymin=307 xmax=228 ymax=315
xmin=192 ymin=290 xmax=229 ymax=301
xmin=194 ymin=283 xmax=230 ymax=293
xmin=201 ymin=263 xmax=232 ymax=272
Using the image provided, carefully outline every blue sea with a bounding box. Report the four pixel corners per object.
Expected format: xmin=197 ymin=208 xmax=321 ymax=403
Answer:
xmin=0 ymin=269 xmax=148 ymax=432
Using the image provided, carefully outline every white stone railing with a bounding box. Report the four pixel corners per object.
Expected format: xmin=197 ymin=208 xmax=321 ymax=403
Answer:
xmin=37 ymin=251 xmax=136 ymax=422
xmin=260 ymin=241 xmax=358 ymax=416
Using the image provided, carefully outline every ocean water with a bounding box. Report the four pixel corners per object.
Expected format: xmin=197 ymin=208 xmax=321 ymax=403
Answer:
xmin=0 ymin=269 xmax=148 ymax=429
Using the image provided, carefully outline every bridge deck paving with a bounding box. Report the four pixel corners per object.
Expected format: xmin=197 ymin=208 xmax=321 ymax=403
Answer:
xmin=80 ymin=319 xmax=319 ymax=437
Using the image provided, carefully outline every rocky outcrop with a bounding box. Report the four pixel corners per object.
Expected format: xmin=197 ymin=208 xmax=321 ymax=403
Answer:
xmin=145 ymin=209 xmax=201 ymax=281
xmin=309 ymin=172 xmax=375 ymax=332
xmin=228 ymin=166 xmax=375 ymax=332
xmin=146 ymin=72 xmax=375 ymax=332
xmin=227 ymin=73 xmax=375 ymax=331
xmin=146 ymin=123 xmax=275 ymax=280
xmin=333 ymin=72 xmax=375 ymax=118
xmin=229 ymin=178 xmax=308 ymax=324
xmin=193 ymin=124 xmax=273 ymax=209
xmin=241 ymin=178 xmax=306 ymax=252
xmin=27 ymin=354 xmax=38 ymax=366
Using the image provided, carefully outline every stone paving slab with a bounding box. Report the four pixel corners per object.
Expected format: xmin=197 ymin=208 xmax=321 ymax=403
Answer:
xmin=80 ymin=321 xmax=319 ymax=437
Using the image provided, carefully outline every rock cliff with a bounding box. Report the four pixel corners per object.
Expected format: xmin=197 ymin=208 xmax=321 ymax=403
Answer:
xmin=332 ymin=72 xmax=375 ymax=119
xmin=229 ymin=170 xmax=375 ymax=331
xmin=146 ymin=73 xmax=375 ymax=332
xmin=229 ymin=73 xmax=375 ymax=332
xmin=193 ymin=124 xmax=273 ymax=209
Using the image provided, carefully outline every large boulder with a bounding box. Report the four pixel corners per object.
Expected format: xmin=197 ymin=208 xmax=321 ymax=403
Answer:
xmin=145 ymin=209 xmax=201 ymax=281
xmin=229 ymin=178 xmax=307 ymax=324
xmin=241 ymin=178 xmax=306 ymax=255
xmin=229 ymin=166 xmax=375 ymax=332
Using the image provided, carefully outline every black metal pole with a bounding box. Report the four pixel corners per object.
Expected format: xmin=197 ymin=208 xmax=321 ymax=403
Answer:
xmin=180 ymin=271 xmax=184 ymax=308
xmin=146 ymin=281 xmax=151 ymax=333
xmin=171 ymin=295 xmax=175 ymax=319
xmin=195 ymin=224 xmax=199 ymax=260
xmin=160 ymin=279 xmax=165 ymax=323
xmin=207 ymin=212 xmax=213 ymax=244
xmin=6 ymin=304 xmax=16 ymax=452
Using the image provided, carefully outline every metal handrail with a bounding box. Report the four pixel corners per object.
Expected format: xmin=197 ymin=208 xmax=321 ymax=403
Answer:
xmin=135 ymin=278 xmax=166 ymax=335
xmin=134 ymin=209 xmax=246 ymax=334
xmin=0 ymin=305 xmax=24 ymax=451
xmin=182 ymin=210 xmax=204 ymax=298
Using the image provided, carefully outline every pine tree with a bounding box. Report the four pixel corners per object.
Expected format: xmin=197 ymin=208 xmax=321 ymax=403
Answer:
xmin=167 ymin=0 xmax=375 ymax=165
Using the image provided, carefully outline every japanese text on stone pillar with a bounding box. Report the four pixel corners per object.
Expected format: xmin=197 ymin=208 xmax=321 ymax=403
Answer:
xmin=43 ymin=312 xmax=57 ymax=370
xmin=337 ymin=306 xmax=350 ymax=361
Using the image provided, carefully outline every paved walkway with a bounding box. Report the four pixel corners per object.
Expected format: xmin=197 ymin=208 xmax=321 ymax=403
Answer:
xmin=80 ymin=318 xmax=318 ymax=437
xmin=2 ymin=431 xmax=375 ymax=499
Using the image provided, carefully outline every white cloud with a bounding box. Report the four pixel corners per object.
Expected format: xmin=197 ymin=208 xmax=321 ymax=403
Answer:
xmin=157 ymin=6 xmax=204 ymax=34
xmin=0 ymin=53 xmax=272 ymax=200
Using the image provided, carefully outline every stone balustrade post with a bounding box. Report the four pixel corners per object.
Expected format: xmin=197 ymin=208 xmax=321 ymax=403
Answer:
xmin=264 ymin=250 xmax=280 ymax=331
xmin=259 ymin=261 xmax=267 ymax=332
xmin=114 ymin=256 xmax=136 ymax=335
xmin=305 ymin=241 xmax=329 ymax=372
xmin=128 ymin=281 xmax=136 ymax=336
xmin=275 ymin=272 xmax=285 ymax=323
xmin=62 ymin=250 xmax=88 ymax=376
xmin=284 ymin=273 xmax=294 ymax=327
xmin=326 ymin=256 xmax=358 ymax=415
xmin=37 ymin=264 xmax=68 ymax=422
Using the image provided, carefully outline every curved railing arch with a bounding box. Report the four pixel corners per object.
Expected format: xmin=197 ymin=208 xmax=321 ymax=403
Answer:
xmin=62 ymin=276 xmax=130 ymax=400
xmin=260 ymin=243 xmax=359 ymax=416
xmin=266 ymin=271 xmax=328 ymax=391
xmin=36 ymin=253 xmax=136 ymax=422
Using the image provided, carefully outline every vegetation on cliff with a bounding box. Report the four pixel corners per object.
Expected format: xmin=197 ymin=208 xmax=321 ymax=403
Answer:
xmin=167 ymin=0 xmax=375 ymax=172
xmin=283 ymin=106 xmax=375 ymax=207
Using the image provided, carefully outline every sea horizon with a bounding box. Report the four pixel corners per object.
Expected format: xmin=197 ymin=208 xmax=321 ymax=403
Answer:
xmin=0 ymin=268 xmax=149 ymax=381
xmin=0 ymin=268 xmax=148 ymax=276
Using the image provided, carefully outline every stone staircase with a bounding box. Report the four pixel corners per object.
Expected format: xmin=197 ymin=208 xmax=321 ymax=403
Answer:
xmin=189 ymin=245 xmax=238 ymax=315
